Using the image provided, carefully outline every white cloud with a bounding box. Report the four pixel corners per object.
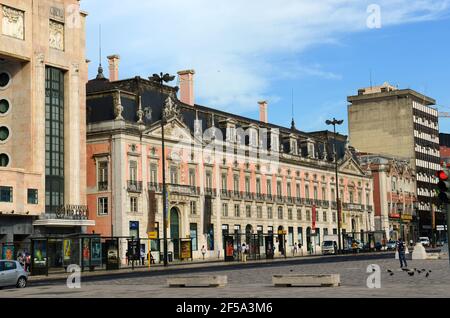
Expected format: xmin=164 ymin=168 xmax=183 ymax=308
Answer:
xmin=82 ymin=0 xmax=450 ymax=114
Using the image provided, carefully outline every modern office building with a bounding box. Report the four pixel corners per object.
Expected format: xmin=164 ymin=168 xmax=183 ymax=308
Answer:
xmin=348 ymin=82 xmax=441 ymax=239
xmin=0 ymin=0 xmax=93 ymax=245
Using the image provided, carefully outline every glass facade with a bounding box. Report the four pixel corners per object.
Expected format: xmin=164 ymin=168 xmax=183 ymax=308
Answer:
xmin=45 ymin=67 xmax=65 ymax=214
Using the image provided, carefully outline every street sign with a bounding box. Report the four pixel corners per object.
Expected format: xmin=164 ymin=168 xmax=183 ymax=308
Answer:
xmin=148 ymin=231 xmax=158 ymax=239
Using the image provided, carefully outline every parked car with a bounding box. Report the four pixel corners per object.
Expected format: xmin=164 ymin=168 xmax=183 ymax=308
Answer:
xmin=386 ymin=240 xmax=397 ymax=251
xmin=0 ymin=260 xmax=28 ymax=289
xmin=419 ymin=237 xmax=430 ymax=247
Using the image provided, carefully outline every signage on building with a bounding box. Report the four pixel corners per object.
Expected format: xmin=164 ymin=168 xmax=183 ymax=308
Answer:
xmin=180 ymin=240 xmax=192 ymax=260
xmin=437 ymin=225 xmax=447 ymax=231
xmin=148 ymin=231 xmax=158 ymax=239
xmin=148 ymin=190 xmax=157 ymax=232
xmin=389 ymin=213 xmax=400 ymax=219
xmin=50 ymin=6 xmax=65 ymax=22
xmin=203 ymin=195 xmax=212 ymax=234
xmin=401 ymin=214 xmax=413 ymax=221
xmin=312 ymin=205 xmax=317 ymax=230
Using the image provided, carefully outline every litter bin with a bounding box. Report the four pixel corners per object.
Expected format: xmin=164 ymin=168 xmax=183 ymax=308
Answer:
xmin=168 ymin=252 xmax=173 ymax=262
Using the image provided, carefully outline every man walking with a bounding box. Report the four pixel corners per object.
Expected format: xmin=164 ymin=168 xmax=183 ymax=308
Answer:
xmin=398 ymin=238 xmax=408 ymax=268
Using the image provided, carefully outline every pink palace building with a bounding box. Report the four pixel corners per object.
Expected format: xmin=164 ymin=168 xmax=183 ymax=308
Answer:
xmin=85 ymin=56 xmax=375 ymax=261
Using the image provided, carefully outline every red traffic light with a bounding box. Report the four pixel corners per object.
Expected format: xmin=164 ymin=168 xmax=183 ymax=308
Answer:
xmin=437 ymin=170 xmax=449 ymax=181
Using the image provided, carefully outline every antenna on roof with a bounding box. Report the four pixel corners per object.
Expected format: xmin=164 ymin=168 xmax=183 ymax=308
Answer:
xmin=96 ymin=24 xmax=105 ymax=80
xmin=291 ymin=88 xmax=296 ymax=131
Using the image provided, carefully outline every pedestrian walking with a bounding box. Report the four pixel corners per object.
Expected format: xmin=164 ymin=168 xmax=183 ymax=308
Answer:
xmin=293 ymin=242 xmax=298 ymax=256
xmin=25 ymin=253 xmax=31 ymax=272
xmin=140 ymin=248 xmax=145 ymax=265
xmin=398 ymin=238 xmax=408 ymax=268
xmin=201 ymin=245 xmax=206 ymax=260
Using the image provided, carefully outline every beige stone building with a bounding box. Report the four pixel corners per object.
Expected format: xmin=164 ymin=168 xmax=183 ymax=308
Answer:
xmin=0 ymin=0 xmax=93 ymax=244
xmin=348 ymin=82 xmax=441 ymax=239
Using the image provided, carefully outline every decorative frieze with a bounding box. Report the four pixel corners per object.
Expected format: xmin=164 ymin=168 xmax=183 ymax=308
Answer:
xmin=2 ymin=5 xmax=24 ymax=40
xmin=49 ymin=20 xmax=64 ymax=50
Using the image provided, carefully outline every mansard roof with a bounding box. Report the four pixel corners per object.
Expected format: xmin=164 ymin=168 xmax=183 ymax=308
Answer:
xmin=86 ymin=76 xmax=353 ymax=166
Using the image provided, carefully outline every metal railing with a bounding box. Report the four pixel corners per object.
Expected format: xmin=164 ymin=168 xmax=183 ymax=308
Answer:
xmin=127 ymin=180 xmax=143 ymax=193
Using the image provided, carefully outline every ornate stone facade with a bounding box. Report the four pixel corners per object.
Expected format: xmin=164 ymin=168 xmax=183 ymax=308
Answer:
xmin=49 ymin=20 xmax=64 ymax=51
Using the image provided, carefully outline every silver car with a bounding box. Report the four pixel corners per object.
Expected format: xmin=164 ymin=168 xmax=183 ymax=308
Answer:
xmin=0 ymin=260 xmax=28 ymax=288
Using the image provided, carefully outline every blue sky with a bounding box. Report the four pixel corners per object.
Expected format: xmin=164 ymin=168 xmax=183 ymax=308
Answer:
xmin=81 ymin=0 xmax=450 ymax=135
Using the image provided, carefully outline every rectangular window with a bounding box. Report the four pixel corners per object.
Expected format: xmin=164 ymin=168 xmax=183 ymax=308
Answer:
xmin=234 ymin=204 xmax=240 ymax=217
xmin=288 ymin=208 xmax=293 ymax=220
xmin=296 ymin=184 xmax=301 ymax=198
xmin=190 ymin=223 xmax=198 ymax=251
xmin=278 ymin=207 xmax=283 ymax=220
xmin=245 ymin=177 xmax=251 ymax=194
xmin=129 ymin=161 xmax=138 ymax=182
xmin=190 ymin=201 xmax=197 ymax=215
xmin=298 ymin=227 xmax=303 ymax=245
xmin=288 ymin=227 xmax=294 ymax=245
xmin=0 ymin=186 xmax=13 ymax=202
xmin=45 ymin=67 xmax=64 ymax=214
xmin=332 ymin=212 xmax=337 ymax=223
xmin=27 ymin=189 xmax=38 ymax=205
xmin=246 ymin=205 xmax=251 ymax=218
xmin=233 ymin=175 xmax=239 ymax=192
xmin=206 ymin=171 xmax=212 ymax=189
xmin=222 ymin=173 xmax=227 ymax=191
xmin=358 ymin=191 xmax=362 ymax=204
xmin=287 ymin=183 xmax=292 ymax=198
xmin=349 ymin=191 xmax=354 ymax=204
xmin=189 ymin=168 xmax=195 ymax=187
xmin=130 ymin=197 xmax=138 ymax=213
xmin=305 ymin=185 xmax=309 ymax=199
xmin=98 ymin=161 xmax=108 ymax=191
xmin=170 ymin=166 xmax=178 ymax=184
xmin=150 ymin=163 xmax=158 ymax=185
xmin=267 ymin=206 xmax=273 ymax=219
xmin=256 ymin=178 xmax=261 ymax=195
xmin=306 ymin=210 xmax=311 ymax=221
xmin=222 ymin=203 xmax=228 ymax=217
xmin=331 ymin=188 xmax=335 ymax=202
xmin=297 ymin=209 xmax=302 ymax=220
xmin=322 ymin=187 xmax=326 ymax=201
xmin=314 ymin=187 xmax=318 ymax=200
xmin=323 ymin=211 xmax=327 ymax=222
xmin=98 ymin=197 xmax=108 ymax=215
xmin=267 ymin=179 xmax=272 ymax=196
xmin=257 ymin=206 xmax=262 ymax=219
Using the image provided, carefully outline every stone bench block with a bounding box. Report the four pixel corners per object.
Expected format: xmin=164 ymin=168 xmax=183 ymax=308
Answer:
xmin=167 ymin=275 xmax=227 ymax=287
xmin=272 ymin=274 xmax=340 ymax=287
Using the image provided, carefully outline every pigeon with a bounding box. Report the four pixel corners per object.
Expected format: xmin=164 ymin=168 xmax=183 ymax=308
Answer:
xmin=387 ymin=269 xmax=394 ymax=276
xmin=426 ymin=272 xmax=430 ymax=278
xmin=407 ymin=271 xmax=414 ymax=276
xmin=401 ymin=268 xmax=409 ymax=272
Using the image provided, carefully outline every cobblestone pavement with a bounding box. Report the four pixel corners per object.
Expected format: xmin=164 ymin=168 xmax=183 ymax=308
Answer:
xmin=2 ymin=257 xmax=450 ymax=298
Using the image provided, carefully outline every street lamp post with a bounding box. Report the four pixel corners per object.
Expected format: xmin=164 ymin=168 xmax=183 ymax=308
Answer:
xmin=326 ymin=118 xmax=344 ymax=254
xmin=149 ymin=73 xmax=175 ymax=267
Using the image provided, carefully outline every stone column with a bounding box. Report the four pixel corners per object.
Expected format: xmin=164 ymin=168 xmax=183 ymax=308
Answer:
xmin=34 ymin=53 xmax=46 ymax=186
xmin=65 ymin=63 xmax=81 ymax=204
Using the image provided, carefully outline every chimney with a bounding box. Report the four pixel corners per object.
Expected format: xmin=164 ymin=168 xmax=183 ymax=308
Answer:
xmin=177 ymin=69 xmax=195 ymax=106
xmin=107 ymin=54 xmax=120 ymax=82
xmin=258 ymin=100 xmax=268 ymax=123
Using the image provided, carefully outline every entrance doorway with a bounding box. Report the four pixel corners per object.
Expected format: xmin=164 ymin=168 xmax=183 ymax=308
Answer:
xmin=170 ymin=207 xmax=180 ymax=260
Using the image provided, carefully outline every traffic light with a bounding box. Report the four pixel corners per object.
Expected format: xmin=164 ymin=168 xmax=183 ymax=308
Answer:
xmin=437 ymin=167 xmax=450 ymax=203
